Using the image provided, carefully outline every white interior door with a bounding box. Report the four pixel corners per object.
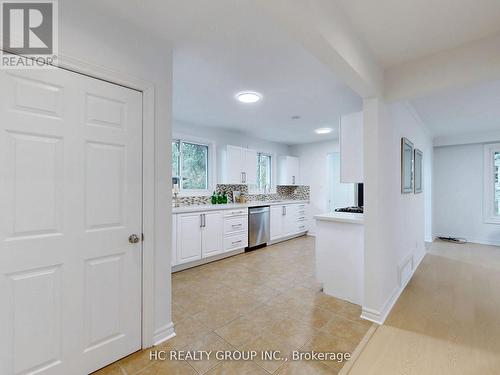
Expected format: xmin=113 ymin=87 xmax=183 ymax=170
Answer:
xmin=0 ymin=67 xmax=143 ymax=375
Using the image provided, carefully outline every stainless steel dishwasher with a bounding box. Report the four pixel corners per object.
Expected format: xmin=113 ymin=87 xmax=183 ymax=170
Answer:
xmin=248 ymin=206 xmax=270 ymax=250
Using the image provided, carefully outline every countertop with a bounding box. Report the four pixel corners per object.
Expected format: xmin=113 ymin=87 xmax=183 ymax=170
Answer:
xmin=172 ymin=200 xmax=309 ymax=214
xmin=314 ymin=212 xmax=364 ymax=224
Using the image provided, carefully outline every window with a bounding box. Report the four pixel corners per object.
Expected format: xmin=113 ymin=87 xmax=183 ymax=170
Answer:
xmin=256 ymin=153 xmax=272 ymax=192
xmin=495 ymin=151 xmax=500 ymax=216
xmin=172 ymin=139 xmax=209 ymax=191
xmin=483 ymin=144 xmax=500 ymax=223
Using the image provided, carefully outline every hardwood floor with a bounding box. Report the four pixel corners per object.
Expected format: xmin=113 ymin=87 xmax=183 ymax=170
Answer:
xmin=346 ymin=240 xmax=500 ymax=375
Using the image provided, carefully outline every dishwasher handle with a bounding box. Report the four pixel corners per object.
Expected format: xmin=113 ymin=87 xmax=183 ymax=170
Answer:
xmin=249 ymin=207 xmax=270 ymax=215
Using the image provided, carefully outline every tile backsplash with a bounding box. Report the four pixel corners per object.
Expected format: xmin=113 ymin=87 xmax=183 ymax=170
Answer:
xmin=173 ymin=185 xmax=310 ymax=206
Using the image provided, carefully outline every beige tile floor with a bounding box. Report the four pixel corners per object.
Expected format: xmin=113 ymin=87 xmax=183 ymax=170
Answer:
xmin=94 ymin=236 xmax=372 ymax=375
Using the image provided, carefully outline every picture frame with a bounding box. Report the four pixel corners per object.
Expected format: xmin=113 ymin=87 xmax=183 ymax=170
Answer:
xmin=401 ymin=137 xmax=414 ymax=194
xmin=414 ymin=148 xmax=423 ymax=194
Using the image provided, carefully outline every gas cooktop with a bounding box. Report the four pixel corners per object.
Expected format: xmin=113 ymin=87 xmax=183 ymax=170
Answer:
xmin=334 ymin=206 xmax=364 ymax=214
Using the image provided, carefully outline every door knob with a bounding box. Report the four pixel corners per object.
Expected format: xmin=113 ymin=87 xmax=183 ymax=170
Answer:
xmin=128 ymin=234 xmax=141 ymax=244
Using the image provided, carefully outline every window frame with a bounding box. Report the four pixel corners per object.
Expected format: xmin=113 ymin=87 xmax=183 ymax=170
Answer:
xmin=172 ymin=134 xmax=215 ymax=196
xmin=249 ymin=151 xmax=275 ymax=194
xmin=483 ymin=143 xmax=500 ymax=224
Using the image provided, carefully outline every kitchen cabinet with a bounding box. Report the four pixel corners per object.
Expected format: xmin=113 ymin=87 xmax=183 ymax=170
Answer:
xmin=270 ymin=203 xmax=309 ymax=241
xmin=176 ymin=212 xmax=203 ymax=264
xmin=243 ymin=148 xmax=257 ymax=185
xmin=176 ymin=211 xmax=224 ymax=265
xmin=340 ymin=111 xmax=363 ymax=183
xmin=173 ymin=208 xmax=248 ymax=269
xmin=223 ymin=208 xmax=248 ymax=251
xmin=270 ymin=205 xmax=284 ymax=241
xmin=279 ymin=156 xmax=300 ymax=185
xmin=225 ymin=145 xmax=257 ymax=184
xmin=201 ymin=211 xmax=224 ymax=258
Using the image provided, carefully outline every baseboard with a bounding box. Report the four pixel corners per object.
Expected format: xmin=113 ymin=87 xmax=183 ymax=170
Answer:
xmin=172 ymin=248 xmax=245 ymax=272
xmin=268 ymin=231 xmax=308 ymax=245
xmin=361 ymin=285 xmax=400 ymax=325
xmin=433 ymin=234 xmax=500 ymax=247
xmin=462 ymin=238 xmax=500 ymax=247
xmin=153 ymin=322 xmax=175 ymax=346
xmin=361 ymin=249 xmax=425 ymax=325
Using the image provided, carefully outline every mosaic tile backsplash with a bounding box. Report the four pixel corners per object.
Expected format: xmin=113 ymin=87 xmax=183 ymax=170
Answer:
xmin=173 ymin=185 xmax=310 ymax=206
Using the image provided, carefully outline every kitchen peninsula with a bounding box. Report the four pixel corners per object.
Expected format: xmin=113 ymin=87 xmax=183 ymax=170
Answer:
xmin=314 ymin=212 xmax=364 ymax=305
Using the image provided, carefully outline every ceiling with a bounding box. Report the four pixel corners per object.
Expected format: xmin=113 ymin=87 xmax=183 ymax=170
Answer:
xmin=94 ymin=0 xmax=362 ymax=145
xmin=410 ymin=80 xmax=500 ymax=138
xmin=338 ymin=0 xmax=500 ymax=67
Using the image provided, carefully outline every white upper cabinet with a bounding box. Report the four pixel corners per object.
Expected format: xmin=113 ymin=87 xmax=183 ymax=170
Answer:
xmin=243 ymin=148 xmax=257 ymax=185
xmin=340 ymin=111 xmax=364 ymax=183
xmin=279 ymin=156 xmax=300 ymax=185
xmin=224 ymin=145 xmax=257 ymax=185
xmin=226 ymin=145 xmax=244 ymax=184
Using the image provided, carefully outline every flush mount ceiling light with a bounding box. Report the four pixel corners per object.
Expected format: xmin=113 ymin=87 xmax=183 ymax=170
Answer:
xmin=236 ymin=91 xmax=262 ymax=103
xmin=314 ymin=127 xmax=333 ymax=134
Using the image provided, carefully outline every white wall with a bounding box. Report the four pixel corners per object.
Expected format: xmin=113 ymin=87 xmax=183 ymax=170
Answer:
xmin=173 ymin=120 xmax=290 ymax=188
xmin=61 ymin=0 xmax=173 ymax=344
xmin=434 ymin=144 xmax=500 ymax=245
xmin=363 ymin=99 xmax=433 ymax=323
xmin=289 ymin=140 xmax=342 ymax=234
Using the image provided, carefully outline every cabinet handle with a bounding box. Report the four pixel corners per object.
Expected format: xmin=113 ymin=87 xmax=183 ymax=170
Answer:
xmin=200 ymin=214 xmax=203 ymax=228
xmin=232 ymin=240 xmax=242 ymax=245
xmin=292 ymin=176 xmax=295 ymax=184
xmin=242 ymin=172 xmax=246 ymax=183
xmin=232 ymin=224 xmax=242 ymax=228
xmin=298 ymin=217 xmax=305 ymax=220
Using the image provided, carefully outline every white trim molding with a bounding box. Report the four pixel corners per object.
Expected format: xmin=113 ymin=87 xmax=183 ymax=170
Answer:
xmin=483 ymin=143 xmax=500 ymax=224
xmin=153 ymin=322 xmax=176 ymax=346
xmin=361 ymin=249 xmax=426 ymax=325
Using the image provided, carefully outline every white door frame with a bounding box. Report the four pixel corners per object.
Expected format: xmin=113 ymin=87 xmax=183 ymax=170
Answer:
xmin=54 ymin=53 xmax=158 ymax=349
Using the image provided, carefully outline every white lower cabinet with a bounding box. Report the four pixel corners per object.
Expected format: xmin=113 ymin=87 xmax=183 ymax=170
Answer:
xmin=270 ymin=205 xmax=284 ymax=240
xmin=223 ymin=209 xmax=248 ymax=251
xmin=270 ymin=203 xmax=310 ymax=242
xmin=176 ymin=212 xmax=204 ymax=264
xmin=202 ymin=211 xmax=224 ymax=258
xmin=176 ymin=211 xmax=224 ymax=264
xmin=174 ymin=208 xmax=248 ymax=269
